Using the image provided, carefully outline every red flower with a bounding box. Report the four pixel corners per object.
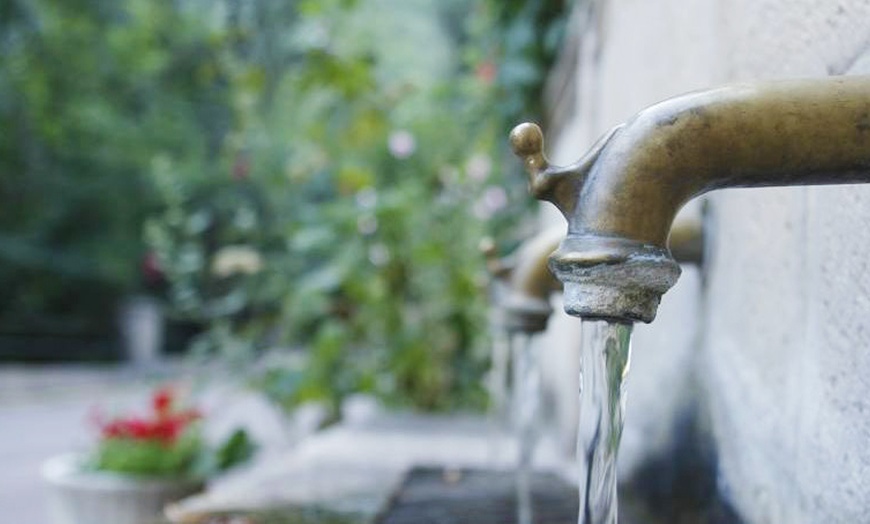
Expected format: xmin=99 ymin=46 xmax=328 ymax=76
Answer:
xmin=232 ymin=152 xmax=251 ymax=181
xmin=141 ymin=251 xmax=164 ymax=285
xmin=475 ymin=61 xmax=497 ymax=84
xmin=95 ymin=386 xmax=201 ymax=445
xmin=126 ymin=418 xmax=152 ymax=439
xmin=100 ymin=419 xmax=124 ymax=439
xmin=152 ymin=387 xmax=174 ymax=418
xmin=153 ymin=417 xmax=182 ymax=442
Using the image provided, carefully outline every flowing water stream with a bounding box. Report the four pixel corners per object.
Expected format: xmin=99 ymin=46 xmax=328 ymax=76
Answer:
xmin=576 ymin=320 xmax=633 ymax=524
xmin=512 ymin=332 xmax=540 ymax=524
xmin=487 ymin=329 xmax=511 ymax=464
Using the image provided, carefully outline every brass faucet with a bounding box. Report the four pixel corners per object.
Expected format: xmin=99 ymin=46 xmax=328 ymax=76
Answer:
xmin=510 ymin=76 xmax=870 ymax=323
xmin=500 ymin=227 xmax=566 ymax=334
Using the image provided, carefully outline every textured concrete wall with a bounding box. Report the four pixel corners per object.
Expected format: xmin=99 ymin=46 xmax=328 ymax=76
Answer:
xmin=702 ymin=2 xmax=870 ymax=519
xmin=541 ymin=0 xmax=870 ymax=522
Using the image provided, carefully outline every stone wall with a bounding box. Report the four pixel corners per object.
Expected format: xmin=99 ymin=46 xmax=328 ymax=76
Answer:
xmin=539 ymin=1 xmax=870 ymax=522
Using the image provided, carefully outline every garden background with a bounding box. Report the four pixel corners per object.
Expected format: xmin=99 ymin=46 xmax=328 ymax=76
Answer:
xmin=1 ymin=0 xmax=569 ymax=413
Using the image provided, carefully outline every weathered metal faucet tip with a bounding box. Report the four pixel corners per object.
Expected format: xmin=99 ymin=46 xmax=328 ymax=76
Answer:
xmin=511 ymin=76 xmax=870 ymax=323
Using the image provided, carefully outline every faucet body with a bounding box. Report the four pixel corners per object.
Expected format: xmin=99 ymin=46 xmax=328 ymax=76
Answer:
xmin=511 ymin=76 xmax=870 ymax=322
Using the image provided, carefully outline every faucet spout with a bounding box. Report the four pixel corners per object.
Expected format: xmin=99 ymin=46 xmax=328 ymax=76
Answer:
xmin=503 ymin=227 xmax=565 ymax=334
xmin=511 ymin=76 xmax=870 ymax=323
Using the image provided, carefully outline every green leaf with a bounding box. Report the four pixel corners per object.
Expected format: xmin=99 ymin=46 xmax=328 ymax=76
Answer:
xmin=215 ymin=429 xmax=258 ymax=472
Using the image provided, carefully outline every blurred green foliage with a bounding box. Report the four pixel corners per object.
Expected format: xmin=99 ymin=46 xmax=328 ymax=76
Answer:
xmin=487 ymin=0 xmax=573 ymax=123
xmin=1 ymin=0 xmax=571 ymax=409
xmin=0 ymin=0 xmax=228 ymax=335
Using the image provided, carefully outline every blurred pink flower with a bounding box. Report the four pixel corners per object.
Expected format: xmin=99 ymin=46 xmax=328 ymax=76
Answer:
xmin=388 ymin=130 xmax=416 ymax=159
xmin=355 ymin=188 xmax=378 ymax=209
xmin=368 ymin=243 xmax=391 ymax=266
xmin=465 ymin=154 xmax=492 ymax=182
xmin=476 ymin=61 xmax=497 ymax=84
xmin=473 ymin=186 xmax=508 ymax=220
xmin=357 ymin=214 xmax=378 ymax=235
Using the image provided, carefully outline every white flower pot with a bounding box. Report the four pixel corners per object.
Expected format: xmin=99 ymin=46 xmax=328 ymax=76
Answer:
xmin=42 ymin=454 xmax=204 ymax=524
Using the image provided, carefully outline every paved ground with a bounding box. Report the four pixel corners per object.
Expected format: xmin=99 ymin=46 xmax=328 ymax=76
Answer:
xmin=167 ymin=411 xmax=570 ymax=523
xmin=2 ymin=396 xmax=101 ymax=523
xmin=0 ymin=364 xmax=575 ymax=524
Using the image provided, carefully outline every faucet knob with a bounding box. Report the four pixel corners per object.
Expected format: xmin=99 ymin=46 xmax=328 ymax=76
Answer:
xmin=509 ymin=122 xmax=623 ymax=218
xmin=509 ymin=122 xmax=549 ymax=176
xmin=509 ymin=123 xmax=566 ymax=211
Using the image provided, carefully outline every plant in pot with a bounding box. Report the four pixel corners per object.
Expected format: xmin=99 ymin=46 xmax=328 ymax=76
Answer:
xmin=42 ymin=386 xmax=256 ymax=524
